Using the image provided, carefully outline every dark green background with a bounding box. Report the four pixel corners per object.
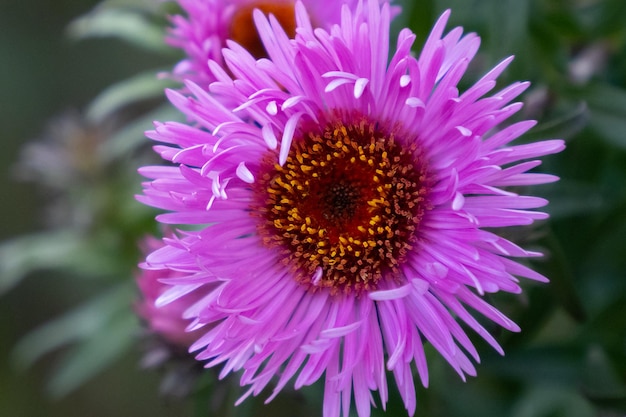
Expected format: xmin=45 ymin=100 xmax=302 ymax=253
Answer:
xmin=0 ymin=0 xmax=187 ymax=416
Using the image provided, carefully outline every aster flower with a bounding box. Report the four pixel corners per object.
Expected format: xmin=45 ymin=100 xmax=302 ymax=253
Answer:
xmin=139 ymin=1 xmax=564 ymax=416
xmin=136 ymin=236 xmax=212 ymax=348
xmin=167 ymin=0 xmax=398 ymax=86
xmin=135 ymin=236 xmax=216 ymax=398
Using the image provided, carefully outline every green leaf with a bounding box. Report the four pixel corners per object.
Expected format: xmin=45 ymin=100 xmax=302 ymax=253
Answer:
xmin=582 ymin=295 xmax=626 ymax=353
xmin=86 ymin=70 xmax=175 ymax=123
xmin=510 ymin=384 xmax=594 ymax=417
xmin=595 ymin=0 xmax=626 ymax=37
xmin=524 ymin=100 xmax=589 ymax=143
xmin=485 ymin=0 xmax=530 ymax=61
xmin=0 ymin=230 xmax=139 ymax=296
xmin=95 ymin=0 xmax=169 ymax=13
xmin=0 ymin=231 xmax=85 ymax=295
xmin=46 ymin=311 xmax=137 ymax=398
xmin=582 ymin=345 xmax=626 ymax=399
xmin=566 ymin=82 xmax=626 ymax=149
xmin=574 ymin=81 xmax=626 ymax=111
xmin=541 ymin=180 xmax=608 ymax=219
xmin=12 ymin=284 xmax=133 ymax=371
xmin=66 ymin=8 xmax=170 ymax=54
xmin=402 ymin=0 xmax=436 ymax=46
xmin=539 ymin=227 xmax=587 ymax=323
xmin=587 ymin=111 xmax=626 ymax=149
xmin=483 ymin=346 xmax=583 ymax=383
xmin=100 ymin=103 xmax=183 ymax=162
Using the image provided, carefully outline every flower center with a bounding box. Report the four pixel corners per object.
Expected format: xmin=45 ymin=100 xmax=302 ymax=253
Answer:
xmin=253 ymin=115 xmax=431 ymax=295
xmin=229 ymin=1 xmax=297 ymax=60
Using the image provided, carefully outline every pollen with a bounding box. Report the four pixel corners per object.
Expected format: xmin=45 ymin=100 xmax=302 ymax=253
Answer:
xmin=253 ymin=114 xmax=431 ymax=295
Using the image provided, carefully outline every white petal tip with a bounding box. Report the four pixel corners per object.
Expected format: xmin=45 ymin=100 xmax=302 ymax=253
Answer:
xmin=354 ymin=78 xmax=369 ymax=98
xmin=236 ymin=162 xmax=255 ymax=184
xmin=266 ymin=100 xmax=278 ymax=115
xmin=406 ymin=97 xmax=425 ymax=108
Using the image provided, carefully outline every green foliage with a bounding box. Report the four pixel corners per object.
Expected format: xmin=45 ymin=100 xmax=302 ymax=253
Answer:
xmin=12 ymin=284 xmax=137 ymax=397
xmin=86 ymin=71 xmax=177 ymax=124
xmin=0 ymin=232 xmax=91 ymax=295
xmin=67 ymin=7 xmax=172 ymax=54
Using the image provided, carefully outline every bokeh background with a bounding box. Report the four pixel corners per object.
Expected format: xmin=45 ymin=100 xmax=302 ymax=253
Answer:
xmin=1 ymin=0 xmax=625 ymax=416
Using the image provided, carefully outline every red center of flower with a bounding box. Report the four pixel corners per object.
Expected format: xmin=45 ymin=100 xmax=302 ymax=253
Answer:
xmin=229 ymin=1 xmax=297 ymax=60
xmin=253 ymin=115 xmax=431 ymax=295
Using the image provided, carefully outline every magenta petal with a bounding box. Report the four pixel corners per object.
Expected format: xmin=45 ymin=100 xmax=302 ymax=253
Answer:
xmin=138 ymin=2 xmax=563 ymax=416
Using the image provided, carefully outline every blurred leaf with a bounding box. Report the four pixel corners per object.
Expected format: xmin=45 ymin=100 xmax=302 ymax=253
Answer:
xmin=483 ymin=346 xmax=583 ymax=383
xmin=595 ymin=0 xmax=626 ymax=37
xmin=101 ymin=103 xmax=183 ymax=162
xmin=542 ymin=180 xmax=607 ymax=219
xmin=524 ymin=100 xmax=589 ymax=143
xmin=542 ymin=5 xmax=584 ymax=39
xmin=587 ymin=111 xmax=626 ymax=149
xmin=437 ymin=374 xmax=511 ymax=417
xmin=403 ymin=0 xmax=435 ymax=45
xmin=12 ymin=283 xmax=133 ymax=371
xmin=485 ymin=0 xmax=529 ymax=62
xmin=574 ymin=200 xmax=626 ymax=314
xmin=502 ymin=286 xmax=558 ymax=349
xmin=574 ymin=81 xmax=626 ymax=112
xmin=66 ymin=8 xmax=170 ymax=54
xmin=580 ymin=295 xmax=626 ymax=360
xmin=529 ymin=308 xmax=580 ymax=346
xmin=539 ymin=227 xmax=586 ymax=322
xmin=0 ymin=231 xmax=85 ymax=295
xmin=566 ymin=82 xmax=626 ymax=149
xmin=96 ymin=0 xmax=169 ymax=12
xmin=510 ymin=384 xmax=594 ymax=417
xmin=582 ymin=345 xmax=626 ymax=401
xmin=46 ymin=310 xmax=137 ymax=398
xmin=86 ymin=71 xmax=175 ymax=124
xmin=586 ymin=395 xmax=626 ymax=414
xmin=0 ymin=230 xmax=140 ymax=296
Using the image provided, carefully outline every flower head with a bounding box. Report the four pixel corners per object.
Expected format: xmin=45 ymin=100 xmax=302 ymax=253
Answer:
xmin=136 ymin=236 xmax=212 ymax=348
xmin=167 ymin=0 xmax=397 ymax=86
xmin=140 ymin=1 xmax=564 ymax=416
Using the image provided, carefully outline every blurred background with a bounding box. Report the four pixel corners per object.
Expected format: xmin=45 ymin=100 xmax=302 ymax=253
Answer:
xmin=1 ymin=0 xmax=625 ymax=416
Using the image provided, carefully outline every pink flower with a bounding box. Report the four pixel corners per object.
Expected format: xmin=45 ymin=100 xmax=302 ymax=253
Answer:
xmin=139 ymin=2 xmax=564 ymax=416
xmin=136 ymin=237 xmax=211 ymax=348
xmin=167 ymin=0 xmax=398 ymax=86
